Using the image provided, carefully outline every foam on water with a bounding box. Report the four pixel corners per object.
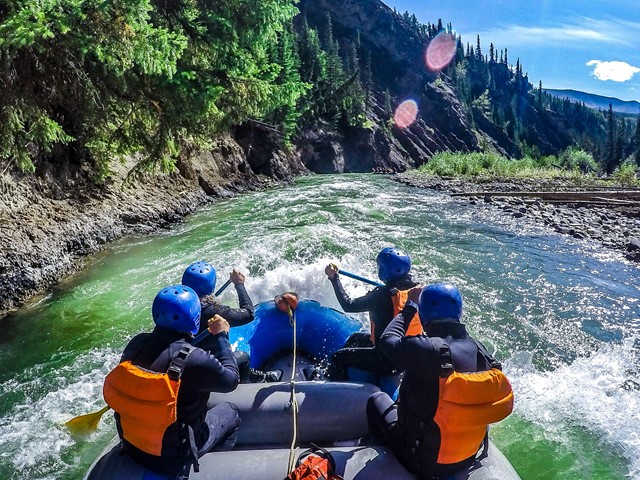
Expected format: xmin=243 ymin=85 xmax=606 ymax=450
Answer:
xmin=507 ymin=337 xmax=640 ymax=478
xmin=0 ymin=348 xmax=119 ymax=479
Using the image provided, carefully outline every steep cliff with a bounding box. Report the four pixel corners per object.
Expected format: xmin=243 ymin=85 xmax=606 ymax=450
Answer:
xmin=0 ymin=131 xmax=303 ymax=317
xmin=294 ymin=0 xmax=585 ymax=172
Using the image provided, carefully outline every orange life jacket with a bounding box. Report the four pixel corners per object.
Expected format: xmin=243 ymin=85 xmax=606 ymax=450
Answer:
xmin=432 ymin=341 xmax=514 ymax=465
xmin=371 ymin=288 xmax=424 ymax=343
xmin=103 ymin=346 xmax=194 ymax=457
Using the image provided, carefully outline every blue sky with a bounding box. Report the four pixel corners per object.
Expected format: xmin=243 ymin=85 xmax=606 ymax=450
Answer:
xmin=383 ymin=0 xmax=640 ymax=102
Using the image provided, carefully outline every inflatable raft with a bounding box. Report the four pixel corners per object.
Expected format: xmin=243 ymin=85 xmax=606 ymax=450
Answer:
xmin=85 ymin=300 xmax=521 ymax=480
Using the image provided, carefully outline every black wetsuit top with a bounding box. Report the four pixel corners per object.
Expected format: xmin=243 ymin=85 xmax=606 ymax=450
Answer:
xmin=116 ymin=326 xmax=239 ymax=471
xmin=379 ymin=304 xmax=492 ymax=475
xmin=198 ymin=283 xmax=254 ymax=330
xmin=329 ymin=273 xmax=418 ymax=345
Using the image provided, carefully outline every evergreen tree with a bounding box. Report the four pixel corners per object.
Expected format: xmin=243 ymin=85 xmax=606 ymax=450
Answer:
xmin=489 ymin=43 xmax=495 ymax=63
xmin=537 ymin=81 xmax=543 ymax=109
xmin=323 ymin=13 xmax=342 ymax=96
xmin=363 ymin=50 xmax=372 ymax=114
xmin=475 ymin=35 xmax=483 ymax=62
xmin=271 ymin=22 xmax=306 ymax=144
xmin=615 ymin=118 xmax=626 ymax=165
xmin=383 ymin=88 xmax=393 ymax=121
xmin=604 ymin=103 xmax=617 ymax=173
xmin=298 ymin=17 xmax=323 ymax=84
xmin=635 ymin=114 xmax=640 ymax=167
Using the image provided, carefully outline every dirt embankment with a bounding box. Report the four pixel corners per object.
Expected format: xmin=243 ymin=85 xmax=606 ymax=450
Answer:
xmin=0 ymin=133 xmax=308 ymax=319
xmin=395 ymin=172 xmax=640 ymax=263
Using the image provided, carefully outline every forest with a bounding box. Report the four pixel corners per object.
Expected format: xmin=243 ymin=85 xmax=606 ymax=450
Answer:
xmin=1 ymin=0 xmax=639 ymax=181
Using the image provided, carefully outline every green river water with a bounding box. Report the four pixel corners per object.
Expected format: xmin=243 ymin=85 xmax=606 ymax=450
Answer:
xmin=0 ymin=174 xmax=639 ymax=479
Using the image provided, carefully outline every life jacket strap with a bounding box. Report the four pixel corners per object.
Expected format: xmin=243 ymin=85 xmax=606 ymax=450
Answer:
xmin=167 ymin=345 xmax=195 ymax=382
xmin=471 ymin=338 xmax=502 ymax=371
xmin=436 ymin=340 xmax=454 ymax=377
xmin=187 ymin=423 xmax=199 ymax=473
xmin=168 ymin=345 xmax=199 ymax=474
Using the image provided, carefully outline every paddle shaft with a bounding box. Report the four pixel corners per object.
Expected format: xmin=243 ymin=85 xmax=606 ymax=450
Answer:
xmin=337 ymin=269 xmax=384 ymax=287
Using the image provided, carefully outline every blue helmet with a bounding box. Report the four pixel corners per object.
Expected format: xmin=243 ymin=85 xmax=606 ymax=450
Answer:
xmin=182 ymin=261 xmax=217 ymax=297
xmin=376 ymin=247 xmax=412 ymax=283
xmin=152 ymin=285 xmax=201 ymax=335
xmin=418 ymin=283 xmax=463 ymax=324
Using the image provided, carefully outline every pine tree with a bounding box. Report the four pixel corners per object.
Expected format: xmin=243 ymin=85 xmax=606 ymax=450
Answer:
xmin=537 ymin=81 xmax=543 ymax=109
xmin=615 ymin=118 xmax=625 ymax=165
xmin=363 ymin=50 xmax=372 ymax=114
xmin=476 ymin=35 xmax=482 ymax=62
xmin=604 ymin=103 xmax=617 ymax=173
xmin=635 ymin=114 xmax=640 ymax=167
xmin=383 ymin=88 xmax=393 ymax=121
xmin=299 ymin=17 xmax=323 ymax=84
xmin=489 ymin=43 xmax=495 ymax=63
xmin=323 ymin=14 xmax=341 ymax=95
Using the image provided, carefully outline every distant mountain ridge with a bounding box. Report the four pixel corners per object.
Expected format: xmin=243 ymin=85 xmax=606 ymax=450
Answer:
xmin=544 ymin=89 xmax=640 ymax=115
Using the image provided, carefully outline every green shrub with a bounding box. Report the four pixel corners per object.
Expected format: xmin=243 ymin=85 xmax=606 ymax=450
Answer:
xmin=612 ymin=162 xmax=639 ymax=187
xmin=559 ymin=148 xmax=599 ymax=173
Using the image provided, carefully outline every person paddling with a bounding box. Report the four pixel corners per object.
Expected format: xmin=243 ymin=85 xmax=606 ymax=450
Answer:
xmin=182 ymin=261 xmax=281 ymax=383
xmin=367 ymin=283 xmax=514 ymax=479
xmin=324 ymin=247 xmax=422 ymax=380
xmin=103 ymin=285 xmax=241 ymax=477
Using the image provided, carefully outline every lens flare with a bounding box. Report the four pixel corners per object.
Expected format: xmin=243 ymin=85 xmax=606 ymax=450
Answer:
xmin=394 ymin=100 xmax=418 ymax=129
xmin=425 ymin=31 xmax=457 ymax=72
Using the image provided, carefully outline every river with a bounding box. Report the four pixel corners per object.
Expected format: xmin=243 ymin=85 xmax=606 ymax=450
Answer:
xmin=0 ymin=174 xmax=638 ymax=479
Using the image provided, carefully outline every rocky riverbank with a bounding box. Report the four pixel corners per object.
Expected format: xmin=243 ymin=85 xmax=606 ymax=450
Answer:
xmin=395 ymin=171 xmax=640 ymax=263
xmin=0 ymin=132 xmax=308 ymax=319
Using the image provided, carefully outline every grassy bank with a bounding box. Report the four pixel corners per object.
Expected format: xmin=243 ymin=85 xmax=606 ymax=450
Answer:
xmin=417 ymin=151 xmax=640 ymax=187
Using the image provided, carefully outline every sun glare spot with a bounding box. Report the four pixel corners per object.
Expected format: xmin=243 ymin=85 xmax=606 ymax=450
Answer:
xmin=425 ymin=32 xmax=457 ymax=72
xmin=394 ymin=100 xmax=418 ymax=128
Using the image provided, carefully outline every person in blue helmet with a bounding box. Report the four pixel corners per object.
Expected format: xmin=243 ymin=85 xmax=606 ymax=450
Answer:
xmin=182 ymin=261 xmax=281 ymax=383
xmin=324 ymin=247 xmax=422 ymax=380
xmin=366 ymin=283 xmax=513 ymax=479
xmin=103 ymin=285 xmax=241 ymax=477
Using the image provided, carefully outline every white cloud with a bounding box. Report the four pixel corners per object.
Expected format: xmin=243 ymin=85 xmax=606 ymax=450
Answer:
xmin=467 ymin=17 xmax=640 ymax=49
xmin=586 ymin=60 xmax=640 ymax=82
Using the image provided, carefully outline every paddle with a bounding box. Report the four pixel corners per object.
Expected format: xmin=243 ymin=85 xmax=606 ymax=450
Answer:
xmin=337 ymin=268 xmax=384 ymax=287
xmin=64 ymin=278 xmax=233 ymax=438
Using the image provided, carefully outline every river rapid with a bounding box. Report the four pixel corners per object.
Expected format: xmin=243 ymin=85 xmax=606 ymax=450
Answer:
xmin=0 ymin=174 xmax=638 ymax=480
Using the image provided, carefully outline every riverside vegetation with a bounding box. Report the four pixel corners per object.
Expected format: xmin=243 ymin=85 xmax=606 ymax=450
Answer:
xmin=397 ymin=151 xmax=640 ymax=262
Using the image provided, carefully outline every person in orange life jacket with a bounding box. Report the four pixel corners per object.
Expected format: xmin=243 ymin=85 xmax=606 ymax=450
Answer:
xmin=182 ymin=261 xmax=281 ymax=383
xmin=367 ymin=283 xmax=514 ymax=479
xmin=324 ymin=247 xmax=422 ymax=379
xmin=103 ymin=285 xmax=241 ymax=477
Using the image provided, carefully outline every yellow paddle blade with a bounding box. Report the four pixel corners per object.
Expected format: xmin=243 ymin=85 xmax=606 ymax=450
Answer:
xmin=64 ymin=405 xmax=110 ymax=438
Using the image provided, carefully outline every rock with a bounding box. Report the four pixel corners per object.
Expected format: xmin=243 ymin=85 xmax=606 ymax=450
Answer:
xmin=627 ymin=238 xmax=640 ymax=252
xmin=0 ymin=130 xmax=301 ymax=318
